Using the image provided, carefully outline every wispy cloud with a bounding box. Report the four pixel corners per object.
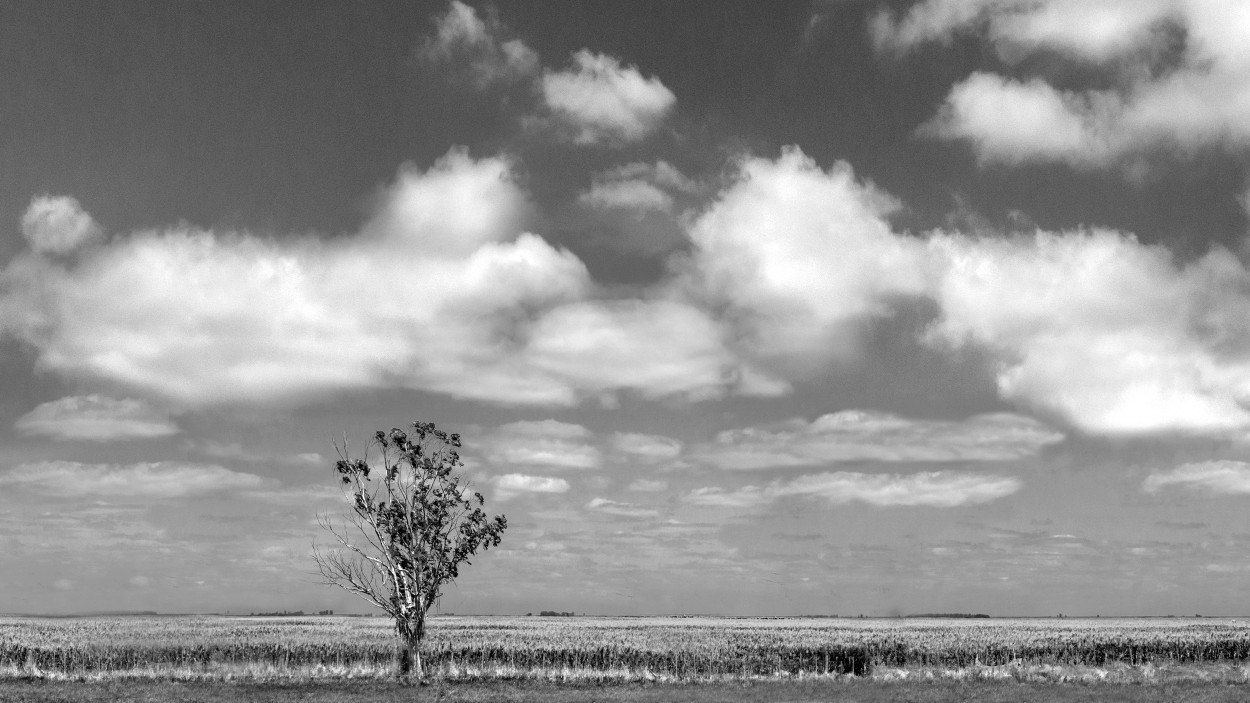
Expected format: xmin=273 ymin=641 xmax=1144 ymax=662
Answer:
xmin=1144 ymin=461 xmax=1250 ymax=495
xmin=586 ymin=497 xmax=660 ymax=519
xmin=15 ymin=395 xmax=179 ymax=441
xmin=494 ymin=473 xmax=571 ymax=500
xmin=184 ymin=439 xmax=323 ymax=467
xmin=3 ymin=461 xmax=267 ymax=498
xmin=418 ymin=1 xmax=538 ymax=88
xmin=626 ymin=479 xmax=669 ymax=492
xmin=578 ymin=161 xmax=699 ymax=215
xmin=687 ymin=471 xmax=1022 ymax=508
xmin=694 ymin=410 xmax=1062 ymax=469
xmin=480 ymin=420 xmax=602 ymax=470
xmin=612 ymin=432 xmax=683 ymax=462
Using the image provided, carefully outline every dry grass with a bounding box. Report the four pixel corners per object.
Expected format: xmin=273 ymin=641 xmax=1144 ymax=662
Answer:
xmin=4 ymin=678 xmax=1250 ymax=703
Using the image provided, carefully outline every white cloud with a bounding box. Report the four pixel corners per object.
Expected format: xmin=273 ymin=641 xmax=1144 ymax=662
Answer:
xmin=872 ymin=0 xmax=1173 ymax=61
xmin=524 ymin=299 xmax=779 ymax=403
xmin=541 ymin=50 xmax=676 ymax=145
xmin=685 ymin=486 xmax=768 ymax=508
xmin=3 ymin=461 xmax=267 ymax=498
xmin=878 ymin=0 xmax=1250 ymax=167
xmin=21 ymin=196 xmax=103 ymax=255
xmin=612 ymin=432 xmax=683 ymax=461
xmin=481 ymin=420 xmax=601 ymax=470
xmin=627 ymin=479 xmax=669 ymax=492
xmin=1144 ymin=460 xmax=1250 ymax=494
xmin=53 ymin=578 xmax=73 ymax=591
xmin=608 ymin=161 xmax=699 ymax=192
xmin=579 ymin=179 xmax=672 ymax=213
xmin=184 ymin=439 xmax=323 ymax=467
xmin=694 ymin=410 xmax=1063 ymax=470
xmin=9 ymin=146 xmax=1250 ymax=440
xmin=926 ymin=229 xmax=1250 ymax=436
xmin=0 ymin=149 xmax=782 ymax=408
xmin=0 ymin=149 xmax=593 ymax=406
xmin=240 ymin=484 xmax=344 ymax=507
xmin=419 ymin=1 xmax=538 ymax=88
xmin=577 ymin=161 xmax=700 ymax=214
xmin=920 ymin=73 xmax=1118 ymax=167
xmin=687 ymin=471 xmax=1021 ymax=508
xmin=586 ymin=497 xmax=659 ymax=519
xmin=681 ymin=147 xmax=928 ymax=377
xmin=14 ymin=395 xmax=179 ymax=441
xmin=129 ymin=575 xmax=151 ymax=588
xmin=494 ymin=473 xmax=570 ymax=500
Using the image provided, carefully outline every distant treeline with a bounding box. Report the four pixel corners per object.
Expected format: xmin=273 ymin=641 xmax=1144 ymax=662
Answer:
xmin=249 ymin=610 xmax=334 ymax=617
xmin=532 ymin=611 xmax=578 ymax=617
xmin=909 ymin=613 xmax=991 ymax=619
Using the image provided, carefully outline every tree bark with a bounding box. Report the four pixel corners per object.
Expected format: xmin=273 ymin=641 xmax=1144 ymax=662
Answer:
xmin=399 ymin=641 xmax=415 ymax=677
xmin=397 ymin=618 xmax=425 ymax=680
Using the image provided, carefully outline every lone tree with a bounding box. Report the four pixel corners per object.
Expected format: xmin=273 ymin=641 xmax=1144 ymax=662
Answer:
xmin=313 ymin=421 xmax=506 ymax=678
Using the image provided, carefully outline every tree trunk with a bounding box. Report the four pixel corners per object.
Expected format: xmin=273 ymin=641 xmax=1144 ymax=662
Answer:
xmin=396 ymin=614 xmax=426 ymax=680
xmin=399 ymin=641 xmax=416 ymax=678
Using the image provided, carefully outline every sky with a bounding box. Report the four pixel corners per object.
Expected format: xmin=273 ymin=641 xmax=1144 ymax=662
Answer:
xmin=4 ymin=0 xmax=1250 ymax=617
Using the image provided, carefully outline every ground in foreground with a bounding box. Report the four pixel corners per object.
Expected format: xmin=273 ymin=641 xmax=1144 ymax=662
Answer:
xmin=3 ymin=680 xmax=1249 ymax=703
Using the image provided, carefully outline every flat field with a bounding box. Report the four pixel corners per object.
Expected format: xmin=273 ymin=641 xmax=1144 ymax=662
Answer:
xmin=4 ymin=614 xmax=1250 ymax=699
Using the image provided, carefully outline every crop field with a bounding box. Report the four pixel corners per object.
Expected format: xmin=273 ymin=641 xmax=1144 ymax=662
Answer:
xmin=5 ymin=614 xmax=1250 ymax=688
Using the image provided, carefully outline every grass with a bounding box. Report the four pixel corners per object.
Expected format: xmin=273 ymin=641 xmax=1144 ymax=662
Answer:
xmin=4 ymin=678 xmax=1250 ymax=703
xmin=7 ymin=616 xmax=1250 ymax=700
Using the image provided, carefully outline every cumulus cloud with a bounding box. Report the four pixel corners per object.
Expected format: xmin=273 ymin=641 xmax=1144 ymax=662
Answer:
xmin=694 ymin=411 xmax=1063 ymax=470
xmin=3 ymin=461 xmax=267 ymax=498
xmin=9 ymin=145 xmax=1250 ymax=439
xmin=687 ymin=471 xmax=1021 ymax=508
xmin=541 ymin=50 xmax=676 ymax=145
xmin=926 ymin=229 xmax=1250 ymax=436
xmin=494 ymin=473 xmax=570 ymax=500
xmin=0 ymin=149 xmax=784 ymax=408
xmin=0 ymin=149 xmax=596 ymax=406
xmin=14 ymin=395 xmax=179 ymax=441
xmin=919 ymin=73 xmax=1120 ymax=167
xmin=678 ymin=147 xmax=1250 ymax=438
xmin=877 ymin=0 xmax=1250 ymax=167
xmin=1144 ymin=460 xmax=1250 ymax=494
xmin=419 ymin=1 xmax=538 ymax=88
xmin=586 ymin=496 xmax=660 ymax=519
xmin=21 ymin=196 xmax=103 ymax=255
xmin=681 ymin=147 xmax=928 ymax=378
xmin=523 ymin=299 xmax=780 ymax=403
xmin=480 ymin=420 xmax=602 ymax=470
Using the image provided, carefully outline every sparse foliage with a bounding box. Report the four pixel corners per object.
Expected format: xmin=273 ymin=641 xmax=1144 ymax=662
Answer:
xmin=313 ymin=421 xmax=506 ymax=678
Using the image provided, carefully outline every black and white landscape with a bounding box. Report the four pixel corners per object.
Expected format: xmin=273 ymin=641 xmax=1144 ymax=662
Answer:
xmin=4 ymin=0 xmax=1250 ymax=628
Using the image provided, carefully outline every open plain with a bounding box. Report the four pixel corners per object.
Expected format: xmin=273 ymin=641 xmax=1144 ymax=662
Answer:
xmin=5 ymin=615 xmax=1250 ymax=700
